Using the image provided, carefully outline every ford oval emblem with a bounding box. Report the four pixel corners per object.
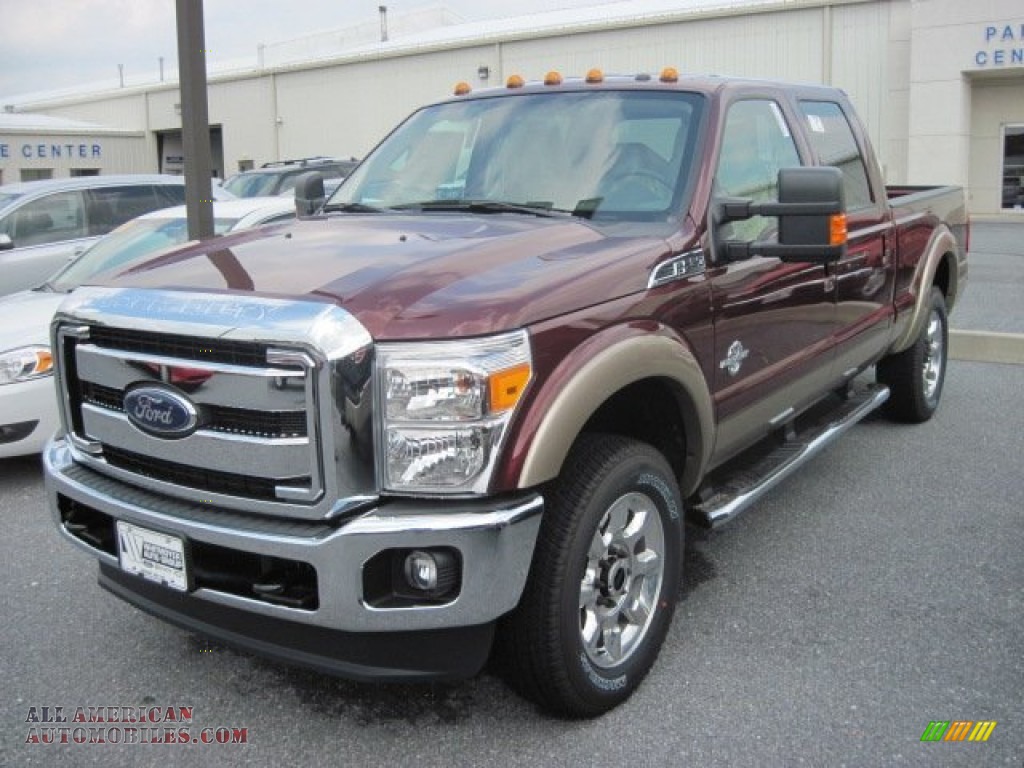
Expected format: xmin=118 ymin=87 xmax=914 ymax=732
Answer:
xmin=123 ymin=386 xmax=199 ymax=438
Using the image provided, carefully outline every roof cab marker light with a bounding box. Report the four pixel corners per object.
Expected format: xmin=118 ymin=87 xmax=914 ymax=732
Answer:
xmin=544 ymin=71 xmax=563 ymax=86
xmin=453 ymin=81 xmax=472 ymax=96
xmin=506 ymin=74 xmax=525 ymax=89
xmin=585 ymin=68 xmax=604 ymax=84
xmin=660 ymin=67 xmax=679 ymax=83
xmin=635 ymin=73 xmax=652 ymax=82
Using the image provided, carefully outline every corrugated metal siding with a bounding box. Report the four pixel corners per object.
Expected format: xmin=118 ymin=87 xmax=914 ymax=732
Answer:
xmin=40 ymin=95 xmax=147 ymax=133
xmin=0 ymin=133 xmax=148 ymax=177
xmin=274 ymin=46 xmax=493 ymax=159
xmin=830 ymin=2 xmax=890 ymax=177
xmin=208 ymin=78 xmax=276 ymax=170
xmin=15 ymin=1 xmax=921 ymax=185
xmin=501 ymin=9 xmax=824 ymax=84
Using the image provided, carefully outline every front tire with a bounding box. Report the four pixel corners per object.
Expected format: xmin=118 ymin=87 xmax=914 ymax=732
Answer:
xmin=500 ymin=434 xmax=684 ymax=717
xmin=877 ymin=286 xmax=948 ymax=423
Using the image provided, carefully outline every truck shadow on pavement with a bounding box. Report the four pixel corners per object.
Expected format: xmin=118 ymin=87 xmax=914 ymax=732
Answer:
xmin=183 ymin=522 xmax=722 ymax=725
xmin=680 ymin=524 xmax=718 ymax=602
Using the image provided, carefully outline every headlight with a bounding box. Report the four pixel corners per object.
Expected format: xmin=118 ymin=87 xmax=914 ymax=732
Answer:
xmin=0 ymin=346 xmax=53 ymax=386
xmin=377 ymin=330 xmax=532 ymax=494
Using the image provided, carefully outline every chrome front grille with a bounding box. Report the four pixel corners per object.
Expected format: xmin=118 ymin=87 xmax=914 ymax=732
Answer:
xmin=52 ymin=287 xmax=378 ymax=522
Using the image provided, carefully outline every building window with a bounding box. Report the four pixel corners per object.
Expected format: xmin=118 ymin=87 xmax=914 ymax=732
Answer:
xmin=71 ymin=168 xmax=101 ymax=177
xmin=1002 ymin=125 xmax=1024 ymax=211
xmin=20 ymin=168 xmax=53 ymax=182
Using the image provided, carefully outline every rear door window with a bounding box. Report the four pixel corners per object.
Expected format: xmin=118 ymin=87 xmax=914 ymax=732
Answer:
xmin=797 ymin=101 xmax=874 ymax=209
xmin=10 ymin=191 xmax=88 ymax=247
xmin=87 ymin=185 xmax=180 ymax=236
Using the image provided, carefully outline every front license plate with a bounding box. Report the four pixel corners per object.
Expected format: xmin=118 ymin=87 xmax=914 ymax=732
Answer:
xmin=116 ymin=521 xmax=188 ymax=592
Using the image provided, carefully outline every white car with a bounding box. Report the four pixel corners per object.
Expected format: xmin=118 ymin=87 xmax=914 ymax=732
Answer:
xmin=0 ymin=174 xmax=236 ymax=297
xmin=0 ymin=196 xmax=295 ymax=458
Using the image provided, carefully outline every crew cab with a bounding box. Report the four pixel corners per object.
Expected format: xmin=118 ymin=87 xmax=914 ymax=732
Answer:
xmin=43 ymin=70 xmax=967 ymax=717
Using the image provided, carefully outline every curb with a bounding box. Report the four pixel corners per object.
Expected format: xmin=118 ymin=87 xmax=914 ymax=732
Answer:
xmin=950 ymin=330 xmax=1024 ymax=365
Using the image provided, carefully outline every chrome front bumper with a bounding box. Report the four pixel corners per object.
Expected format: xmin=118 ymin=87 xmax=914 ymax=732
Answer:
xmin=44 ymin=437 xmax=543 ymax=634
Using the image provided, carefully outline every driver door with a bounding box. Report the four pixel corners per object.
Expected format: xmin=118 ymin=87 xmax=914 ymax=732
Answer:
xmin=706 ymin=98 xmax=837 ymax=464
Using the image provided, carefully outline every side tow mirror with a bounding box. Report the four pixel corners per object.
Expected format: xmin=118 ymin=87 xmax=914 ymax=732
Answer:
xmin=715 ymin=166 xmax=848 ymax=264
xmin=0 ymin=233 xmax=13 ymax=251
xmin=294 ymin=171 xmax=326 ymax=217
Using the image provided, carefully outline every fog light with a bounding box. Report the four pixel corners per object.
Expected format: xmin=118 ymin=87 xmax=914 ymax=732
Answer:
xmin=403 ymin=549 xmax=459 ymax=595
xmin=405 ymin=550 xmax=438 ymax=591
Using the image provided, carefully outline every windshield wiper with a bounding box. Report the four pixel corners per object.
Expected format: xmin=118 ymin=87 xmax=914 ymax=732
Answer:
xmin=321 ymin=202 xmax=387 ymax=213
xmin=391 ymin=200 xmax=573 ymax=218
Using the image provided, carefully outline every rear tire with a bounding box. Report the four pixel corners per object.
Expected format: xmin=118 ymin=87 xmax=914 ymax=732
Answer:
xmin=877 ymin=286 xmax=948 ymax=423
xmin=499 ymin=434 xmax=684 ymax=718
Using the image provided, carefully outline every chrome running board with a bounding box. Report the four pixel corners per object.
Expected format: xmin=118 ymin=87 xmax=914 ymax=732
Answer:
xmin=692 ymin=384 xmax=890 ymax=528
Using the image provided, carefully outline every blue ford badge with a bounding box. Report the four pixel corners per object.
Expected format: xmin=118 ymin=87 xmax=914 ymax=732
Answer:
xmin=123 ymin=386 xmax=199 ymax=438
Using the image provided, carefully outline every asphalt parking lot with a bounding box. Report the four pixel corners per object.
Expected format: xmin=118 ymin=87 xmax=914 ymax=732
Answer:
xmin=1 ymin=224 xmax=1021 ymax=767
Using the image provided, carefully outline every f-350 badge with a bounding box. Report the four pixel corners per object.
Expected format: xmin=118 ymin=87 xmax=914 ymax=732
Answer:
xmin=719 ymin=340 xmax=750 ymax=377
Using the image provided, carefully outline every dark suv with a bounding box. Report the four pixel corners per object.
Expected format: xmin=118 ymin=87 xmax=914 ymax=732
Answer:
xmin=223 ymin=157 xmax=358 ymax=197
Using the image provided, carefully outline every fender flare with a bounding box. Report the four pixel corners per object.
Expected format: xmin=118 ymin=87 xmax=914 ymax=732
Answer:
xmin=517 ymin=327 xmax=714 ymax=495
xmin=889 ymin=225 xmax=959 ymax=354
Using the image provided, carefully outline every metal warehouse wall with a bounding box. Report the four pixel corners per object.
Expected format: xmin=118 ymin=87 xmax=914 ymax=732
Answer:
xmin=491 ymin=1 xmax=906 ymax=181
xmin=0 ymin=130 xmax=148 ymax=182
xmin=271 ymin=44 xmax=495 ymax=163
xmin=7 ymin=1 xmax=919 ymax=185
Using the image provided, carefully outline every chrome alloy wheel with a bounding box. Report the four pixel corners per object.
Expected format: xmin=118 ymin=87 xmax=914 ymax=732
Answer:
xmin=579 ymin=491 xmax=666 ymax=668
xmin=922 ymin=308 xmax=945 ymax=401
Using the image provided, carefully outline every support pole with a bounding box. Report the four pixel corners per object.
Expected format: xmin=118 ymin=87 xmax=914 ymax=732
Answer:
xmin=175 ymin=0 xmax=214 ymax=240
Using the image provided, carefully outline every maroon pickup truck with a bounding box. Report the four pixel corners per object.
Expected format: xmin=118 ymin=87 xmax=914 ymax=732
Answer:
xmin=44 ymin=70 xmax=967 ymax=717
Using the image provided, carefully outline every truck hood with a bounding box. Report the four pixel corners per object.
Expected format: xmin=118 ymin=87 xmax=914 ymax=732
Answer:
xmin=94 ymin=213 xmax=674 ymax=339
xmin=0 ymin=289 xmax=66 ymax=351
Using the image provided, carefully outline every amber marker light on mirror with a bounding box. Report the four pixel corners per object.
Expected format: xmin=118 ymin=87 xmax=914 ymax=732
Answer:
xmin=830 ymin=214 xmax=849 ymax=246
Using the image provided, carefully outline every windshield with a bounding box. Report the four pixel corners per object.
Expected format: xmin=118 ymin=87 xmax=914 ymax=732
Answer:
xmin=222 ymin=173 xmax=282 ymax=198
xmin=48 ymin=215 xmax=240 ymax=292
xmin=333 ymin=90 xmax=705 ymax=222
xmin=0 ymin=191 xmax=22 ymax=212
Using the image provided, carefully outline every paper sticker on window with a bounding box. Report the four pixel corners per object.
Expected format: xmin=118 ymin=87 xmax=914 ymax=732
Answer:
xmin=807 ymin=114 xmax=826 ymax=134
xmin=769 ymin=103 xmax=791 ymax=138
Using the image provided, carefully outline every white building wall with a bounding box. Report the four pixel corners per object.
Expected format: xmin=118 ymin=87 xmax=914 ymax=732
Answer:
xmin=908 ymin=0 xmax=1024 ymax=195
xmin=0 ymin=131 xmax=148 ymax=180
xmin=499 ymin=7 xmax=825 ymax=86
xmin=829 ymin=1 xmax=896 ymax=177
xmin=9 ymin=0 xmax=1022 ymax=212
xmin=970 ymin=80 xmax=1024 ymax=213
xmin=206 ymin=77 xmax=276 ymax=172
xmin=272 ymin=45 xmax=494 ymax=162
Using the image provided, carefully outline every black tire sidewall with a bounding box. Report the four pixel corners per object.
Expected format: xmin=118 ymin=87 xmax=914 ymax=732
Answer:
xmin=555 ymin=444 xmax=684 ymax=711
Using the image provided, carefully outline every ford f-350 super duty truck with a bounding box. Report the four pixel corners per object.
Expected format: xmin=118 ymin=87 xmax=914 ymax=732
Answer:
xmin=44 ymin=70 xmax=967 ymax=717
